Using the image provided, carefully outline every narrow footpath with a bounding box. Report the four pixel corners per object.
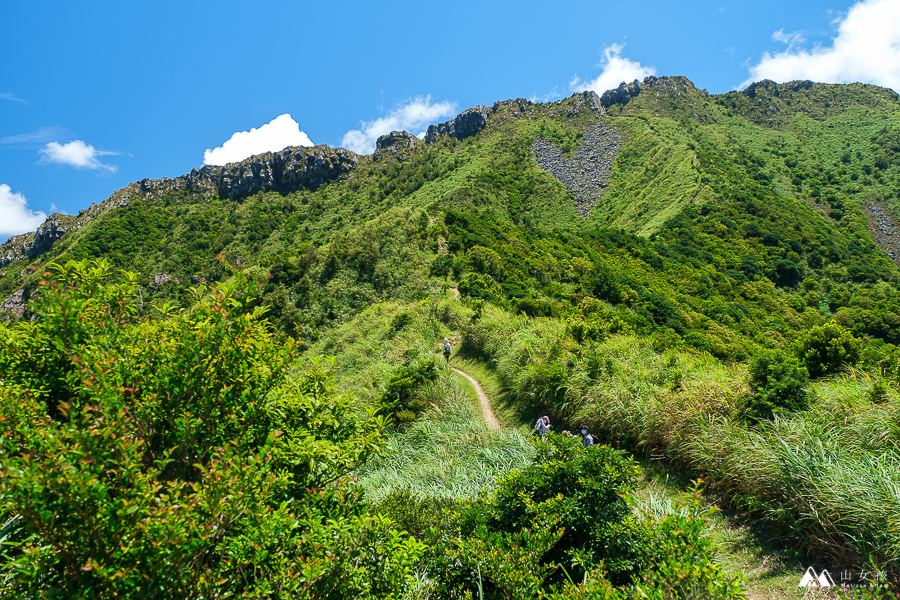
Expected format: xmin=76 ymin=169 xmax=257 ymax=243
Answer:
xmin=451 ymin=367 xmax=500 ymax=431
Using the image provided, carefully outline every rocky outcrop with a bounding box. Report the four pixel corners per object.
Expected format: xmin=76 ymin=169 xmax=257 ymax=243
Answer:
xmin=150 ymin=273 xmax=178 ymax=288
xmin=0 ymin=206 xmax=103 ymax=268
xmin=0 ymin=288 xmax=26 ymax=319
xmin=743 ymin=79 xmax=813 ymax=98
xmin=600 ymin=80 xmax=643 ymax=108
xmin=865 ymin=201 xmax=900 ymax=265
xmin=425 ymin=106 xmax=490 ymax=143
xmin=570 ymin=90 xmax=603 ymax=113
xmin=532 ymin=122 xmax=623 ymax=217
xmin=598 ymin=75 xmax=705 ymax=109
xmin=31 ymin=218 xmax=69 ymax=256
xmin=374 ymin=131 xmax=419 ymax=160
xmin=0 ymin=145 xmax=359 ymax=268
xmin=211 ymin=146 xmax=357 ymax=200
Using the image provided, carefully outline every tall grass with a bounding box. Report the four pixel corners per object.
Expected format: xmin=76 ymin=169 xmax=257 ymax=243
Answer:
xmin=308 ymin=297 xmax=533 ymax=502
xmin=308 ymin=295 xmax=472 ymax=402
xmin=357 ymin=370 xmax=534 ymax=502
xmin=465 ymin=304 xmax=900 ymax=570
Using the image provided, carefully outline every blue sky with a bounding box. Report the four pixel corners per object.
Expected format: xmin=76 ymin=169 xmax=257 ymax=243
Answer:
xmin=3 ymin=0 xmax=899 ymax=241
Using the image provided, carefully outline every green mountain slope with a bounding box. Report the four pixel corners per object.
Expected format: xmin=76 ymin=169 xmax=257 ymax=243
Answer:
xmin=5 ymin=76 xmax=900 ymax=589
xmin=3 ymin=77 xmax=900 ymax=348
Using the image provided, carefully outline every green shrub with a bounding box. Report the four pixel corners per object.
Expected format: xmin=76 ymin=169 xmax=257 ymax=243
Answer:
xmin=389 ymin=310 xmax=414 ymax=334
xmin=437 ymin=438 xmax=746 ymax=598
xmin=746 ymin=349 xmax=810 ymax=418
xmin=771 ymin=259 xmax=801 ymax=288
xmin=633 ymin=487 xmax=747 ymax=599
xmin=794 ymin=322 xmax=861 ymax=377
xmin=521 ymin=359 xmax=570 ymax=409
xmin=0 ymin=259 xmax=423 ymax=598
xmin=380 ymin=357 xmax=440 ymax=421
xmin=429 ymin=253 xmax=453 ymax=277
xmin=868 ymin=380 xmax=889 ymax=404
xmin=460 ymin=435 xmax=643 ymax=587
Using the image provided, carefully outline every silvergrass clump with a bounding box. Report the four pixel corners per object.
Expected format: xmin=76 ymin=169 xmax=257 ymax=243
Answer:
xmin=357 ymin=371 xmax=534 ymax=502
xmin=463 ymin=303 xmax=900 ymax=571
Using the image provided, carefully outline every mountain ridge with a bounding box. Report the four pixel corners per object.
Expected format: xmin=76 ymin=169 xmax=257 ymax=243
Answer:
xmin=9 ymin=75 xmax=896 ymax=269
xmin=4 ymin=75 xmax=900 ymax=333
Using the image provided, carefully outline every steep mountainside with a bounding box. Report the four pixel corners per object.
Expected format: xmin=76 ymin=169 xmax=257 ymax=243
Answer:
xmin=3 ymin=76 xmax=900 ymax=358
xmin=6 ymin=76 xmax=900 ymax=587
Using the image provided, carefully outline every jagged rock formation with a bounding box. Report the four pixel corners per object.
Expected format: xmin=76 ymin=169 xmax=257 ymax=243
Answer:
xmin=0 ymin=206 xmax=105 ymax=267
xmin=0 ymin=288 xmax=26 ymax=319
xmin=865 ymin=201 xmax=900 ymax=265
xmin=0 ymin=145 xmax=358 ymax=267
xmin=424 ymin=91 xmax=602 ymax=146
xmin=743 ymin=79 xmax=813 ymax=98
xmin=425 ymin=106 xmax=490 ymax=143
xmin=567 ymin=90 xmax=603 ymax=114
xmin=600 ymin=80 xmax=644 ymax=108
xmin=374 ymin=131 xmax=419 ymax=160
xmin=532 ymin=122 xmax=623 ymax=217
xmin=598 ymin=75 xmax=709 ymax=109
xmin=173 ymin=145 xmax=358 ymax=202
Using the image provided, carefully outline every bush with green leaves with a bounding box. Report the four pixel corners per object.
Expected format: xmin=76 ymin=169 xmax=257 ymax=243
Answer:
xmin=433 ymin=436 xmax=745 ymax=599
xmin=476 ymin=435 xmax=644 ymax=585
xmin=794 ymin=322 xmax=861 ymax=377
xmin=379 ymin=356 xmax=441 ymax=423
xmin=0 ymin=259 xmax=422 ymax=599
xmin=745 ymin=349 xmax=810 ymax=418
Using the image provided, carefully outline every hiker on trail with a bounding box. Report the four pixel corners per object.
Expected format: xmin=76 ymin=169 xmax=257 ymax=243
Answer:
xmin=442 ymin=338 xmax=452 ymax=365
xmin=580 ymin=425 xmax=595 ymax=448
xmin=534 ymin=415 xmax=552 ymax=438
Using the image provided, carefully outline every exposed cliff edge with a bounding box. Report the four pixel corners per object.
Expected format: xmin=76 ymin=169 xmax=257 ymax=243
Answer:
xmin=0 ymin=145 xmax=359 ymax=267
xmin=598 ymin=75 xmax=707 ymax=109
xmin=373 ymin=131 xmax=420 ymax=160
xmin=424 ymin=105 xmax=491 ymax=143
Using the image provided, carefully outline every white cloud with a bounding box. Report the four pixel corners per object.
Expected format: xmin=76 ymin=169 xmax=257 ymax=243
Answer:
xmin=0 ymin=126 xmax=65 ymax=145
xmin=570 ymin=44 xmax=657 ymax=95
xmin=0 ymin=92 xmax=28 ymax=104
xmin=39 ymin=140 xmax=118 ymax=173
xmin=529 ymin=87 xmax=563 ymax=103
xmin=203 ymin=114 xmax=314 ymax=166
xmin=742 ymin=0 xmax=900 ymax=91
xmin=771 ymin=29 xmax=806 ymax=49
xmin=341 ymin=96 xmax=457 ymax=154
xmin=0 ymin=184 xmax=46 ymax=237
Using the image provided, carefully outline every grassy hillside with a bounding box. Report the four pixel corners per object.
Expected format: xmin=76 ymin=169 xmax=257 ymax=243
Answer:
xmin=4 ymin=76 xmax=900 ymax=593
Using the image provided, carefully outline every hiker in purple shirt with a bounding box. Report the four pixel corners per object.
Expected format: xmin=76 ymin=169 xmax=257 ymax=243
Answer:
xmin=534 ymin=415 xmax=552 ymax=438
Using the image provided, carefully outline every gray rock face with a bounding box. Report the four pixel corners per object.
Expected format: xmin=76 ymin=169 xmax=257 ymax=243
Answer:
xmin=571 ymin=90 xmax=603 ymax=113
xmin=532 ymin=122 xmax=623 ymax=217
xmin=374 ymin=131 xmax=419 ymax=160
xmin=743 ymin=79 xmax=813 ymax=99
xmin=600 ymin=80 xmax=643 ymax=108
xmin=597 ymin=75 xmax=704 ymax=110
xmin=425 ymin=105 xmax=489 ymax=143
xmin=192 ymin=146 xmax=358 ymax=201
xmin=151 ymin=273 xmax=178 ymax=288
xmin=0 ymin=145 xmax=359 ymax=268
xmin=31 ymin=218 xmax=69 ymax=256
xmin=0 ymin=288 xmax=26 ymax=319
xmin=865 ymin=201 xmax=900 ymax=264
xmin=743 ymin=79 xmax=780 ymax=98
xmin=790 ymin=80 xmax=814 ymax=92
xmin=0 ymin=209 xmax=101 ymax=268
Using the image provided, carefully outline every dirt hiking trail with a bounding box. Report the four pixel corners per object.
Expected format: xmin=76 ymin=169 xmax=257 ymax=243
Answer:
xmin=451 ymin=367 xmax=500 ymax=431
